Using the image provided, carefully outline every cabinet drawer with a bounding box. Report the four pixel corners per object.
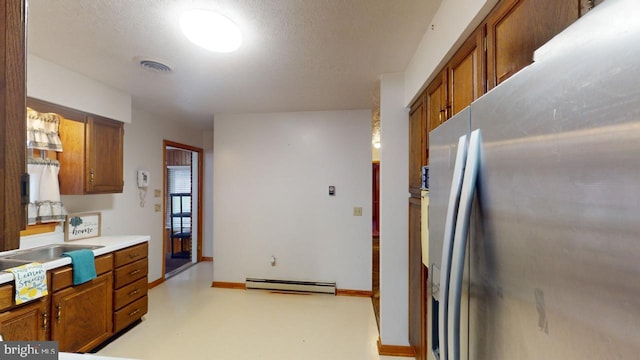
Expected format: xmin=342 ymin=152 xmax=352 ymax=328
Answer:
xmin=51 ymin=253 xmax=113 ymax=292
xmin=114 ymin=258 xmax=148 ymax=289
xmin=113 ymin=294 xmax=147 ymax=334
xmin=0 ymin=273 xmax=52 ymax=312
xmin=114 ymin=243 xmax=148 ymax=268
xmin=114 ymin=277 xmax=147 ymax=310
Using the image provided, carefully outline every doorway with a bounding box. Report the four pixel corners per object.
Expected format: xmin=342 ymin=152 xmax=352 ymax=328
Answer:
xmin=163 ymin=140 xmax=204 ymax=279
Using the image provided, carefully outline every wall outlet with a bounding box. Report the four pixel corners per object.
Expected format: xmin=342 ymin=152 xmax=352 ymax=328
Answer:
xmin=154 ymin=189 xmax=161 ymax=198
xmin=353 ymin=207 xmax=363 ymax=216
xmin=154 ymin=204 xmax=161 ymax=212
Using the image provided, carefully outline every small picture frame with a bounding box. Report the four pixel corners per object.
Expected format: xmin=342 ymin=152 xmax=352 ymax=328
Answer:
xmin=65 ymin=212 xmax=101 ymax=242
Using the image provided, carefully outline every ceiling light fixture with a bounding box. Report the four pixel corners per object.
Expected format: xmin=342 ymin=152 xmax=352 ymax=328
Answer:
xmin=180 ymin=9 xmax=242 ymax=53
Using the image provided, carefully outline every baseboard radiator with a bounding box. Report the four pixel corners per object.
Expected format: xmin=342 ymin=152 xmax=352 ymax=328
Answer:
xmin=245 ymin=278 xmax=336 ymax=295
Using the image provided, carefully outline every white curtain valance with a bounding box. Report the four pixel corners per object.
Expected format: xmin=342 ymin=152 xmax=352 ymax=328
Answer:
xmin=26 ymin=107 xmax=63 ymax=152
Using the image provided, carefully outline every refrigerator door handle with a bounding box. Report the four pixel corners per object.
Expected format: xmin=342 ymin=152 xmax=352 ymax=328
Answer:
xmin=449 ymin=129 xmax=482 ymax=360
xmin=438 ymin=134 xmax=468 ymax=360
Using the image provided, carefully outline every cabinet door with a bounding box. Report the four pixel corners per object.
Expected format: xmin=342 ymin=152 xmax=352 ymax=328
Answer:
xmin=448 ymin=28 xmax=484 ymax=117
xmin=86 ymin=116 xmax=124 ymax=193
xmin=487 ymin=0 xmax=580 ymax=89
xmin=51 ymin=273 xmax=113 ymax=352
xmin=0 ymin=0 xmax=26 ymax=251
xmin=408 ymin=196 xmax=426 ymax=360
xmin=426 ymin=70 xmax=447 ymax=131
xmin=0 ymin=297 xmax=49 ymax=341
xmin=409 ymin=94 xmax=427 ymax=196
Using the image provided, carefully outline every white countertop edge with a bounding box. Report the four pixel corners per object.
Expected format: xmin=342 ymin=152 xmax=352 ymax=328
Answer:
xmin=0 ymin=235 xmax=150 ymax=285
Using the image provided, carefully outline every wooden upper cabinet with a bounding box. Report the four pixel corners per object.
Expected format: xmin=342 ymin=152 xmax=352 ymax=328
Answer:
xmin=486 ymin=0 xmax=580 ymax=89
xmin=28 ymin=98 xmax=125 ymax=195
xmin=448 ymin=28 xmax=484 ymax=117
xmin=0 ymin=0 xmax=26 ymax=251
xmin=408 ymin=94 xmax=427 ymax=196
xmin=58 ymin=115 xmax=124 ymax=194
xmin=84 ymin=116 xmax=124 ymax=194
xmin=426 ymin=70 xmax=447 ymax=132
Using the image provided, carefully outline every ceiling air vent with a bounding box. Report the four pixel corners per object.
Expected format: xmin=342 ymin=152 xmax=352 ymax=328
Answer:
xmin=137 ymin=58 xmax=173 ymax=74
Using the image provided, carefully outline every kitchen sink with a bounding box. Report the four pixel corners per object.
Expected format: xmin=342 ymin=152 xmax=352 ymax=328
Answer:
xmin=2 ymin=244 xmax=104 ymax=262
xmin=0 ymin=259 xmax=32 ymax=271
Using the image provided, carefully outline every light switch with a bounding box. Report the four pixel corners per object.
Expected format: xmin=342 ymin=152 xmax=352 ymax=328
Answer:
xmin=353 ymin=207 xmax=362 ymax=216
xmin=154 ymin=189 xmax=161 ymax=198
xmin=154 ymin=204 xmax=161 ymax=212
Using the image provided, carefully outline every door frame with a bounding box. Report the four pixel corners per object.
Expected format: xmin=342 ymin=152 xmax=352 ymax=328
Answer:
xmin=162 ymin=140 xmax=204 ymax=278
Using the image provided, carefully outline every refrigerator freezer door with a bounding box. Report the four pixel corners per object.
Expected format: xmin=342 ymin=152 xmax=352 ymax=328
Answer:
xmin=449 ymin=130 xmax=482 ymax=360
xmin=427 ymin=108 xmax=470 ymax=360
xmin=467 ymin=0 xmax=640 ymax=359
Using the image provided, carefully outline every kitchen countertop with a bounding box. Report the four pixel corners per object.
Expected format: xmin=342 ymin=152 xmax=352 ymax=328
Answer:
xmin=0 ymin=235 xmax=150 ymax=285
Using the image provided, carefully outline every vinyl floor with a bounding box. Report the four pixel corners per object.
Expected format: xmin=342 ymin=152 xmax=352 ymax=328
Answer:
xmin=97 ymin=262 xmax=409 ymax=360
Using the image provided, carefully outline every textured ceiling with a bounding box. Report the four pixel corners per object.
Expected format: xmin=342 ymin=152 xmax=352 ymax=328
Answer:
xmin=27 ymin=0 xmax=441 ymax=129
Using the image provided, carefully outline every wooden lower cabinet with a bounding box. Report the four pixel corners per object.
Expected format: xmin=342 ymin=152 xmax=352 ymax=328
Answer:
xmin=51 ymin=272 xmax=113 ymax=352
xmin=0 ymin=297 xmax=49 ymax=341
xmin=408 ymin=196 xmax=427 ymax=360
xmin=0 ymin=243 xmax=148 ymax=350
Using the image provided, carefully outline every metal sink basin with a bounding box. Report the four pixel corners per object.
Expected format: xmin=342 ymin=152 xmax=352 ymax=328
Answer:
xmin=0 ymin=259 xmax=32 ymax=271
xmin=2 ymin=244 xmax=104 ymax=262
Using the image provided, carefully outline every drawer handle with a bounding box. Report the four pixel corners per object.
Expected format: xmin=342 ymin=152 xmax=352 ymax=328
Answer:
xmin=129 ymin=269 xmax=142 ymax=276
xmin=42 ymin=312 xmax=48 ymax=331
xmin=129 ymin=289 xmax=140 ymax=296
xmin=128 ymin=253 xmax=140 ymax=259
xmin=129 ymin=309 xmax=141 ymax=317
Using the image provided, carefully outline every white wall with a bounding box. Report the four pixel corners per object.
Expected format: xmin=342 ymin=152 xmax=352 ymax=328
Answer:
xmin=403 ymin=0 xmax=499 ymax=106
xmin=378 ymin=73 xmax=410 ymax=346
xmin=203 ymin=130 xmax=214 ymax=258
xmin=27 ymin=55 xmax=132 ymax=123
xmin=213 ymin=110 xmax=372 ymax=290
xmin=25 ymin=54 xmax=212 ymax=282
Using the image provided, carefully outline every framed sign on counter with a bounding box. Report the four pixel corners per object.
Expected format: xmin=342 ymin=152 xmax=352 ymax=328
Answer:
xmin=65 ymin=212 xmax=101 ymax=241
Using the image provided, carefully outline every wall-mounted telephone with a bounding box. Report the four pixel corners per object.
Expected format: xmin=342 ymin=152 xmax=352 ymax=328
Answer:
xmin=137 ymin=170 xmax=149 ymax=188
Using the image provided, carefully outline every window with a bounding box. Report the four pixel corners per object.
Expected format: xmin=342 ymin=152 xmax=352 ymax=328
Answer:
xmin=166 ymin=165 xmax=192 ymax=229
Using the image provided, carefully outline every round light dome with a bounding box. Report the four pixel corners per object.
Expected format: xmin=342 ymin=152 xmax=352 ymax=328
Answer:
xmin=180 ymin=9 xmax=242 ymax=53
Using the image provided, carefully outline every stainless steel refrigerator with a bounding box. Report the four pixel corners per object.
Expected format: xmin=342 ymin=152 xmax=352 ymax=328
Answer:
xmin=426 ymin=0 xmax=640 ymax=359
